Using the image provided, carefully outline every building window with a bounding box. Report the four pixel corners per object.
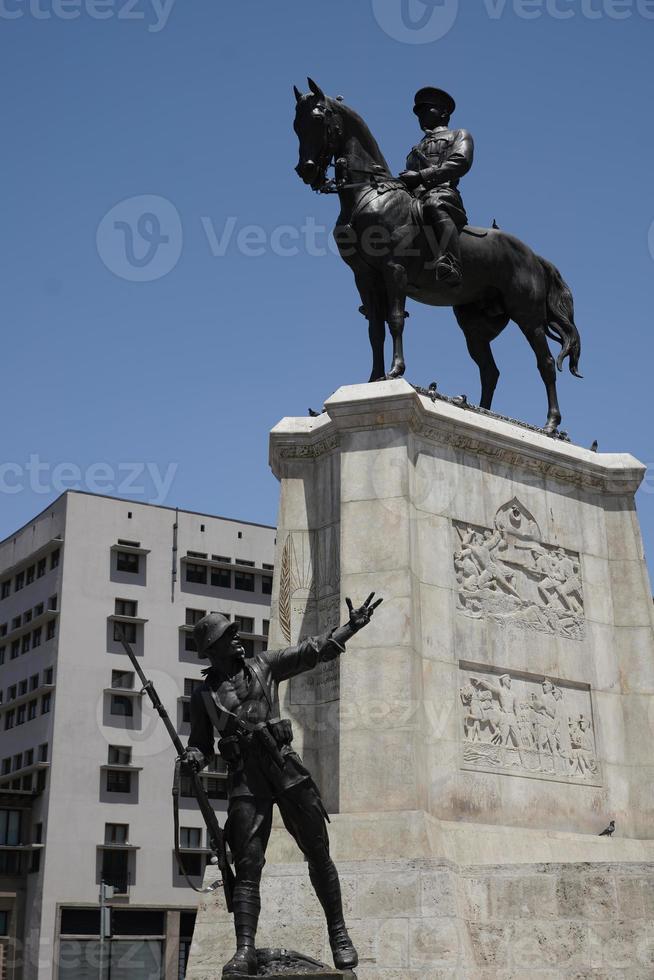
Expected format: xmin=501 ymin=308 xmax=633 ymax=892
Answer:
xmin=234 ymin=616 xmax=254 ymax=634
xmin=185 ymin=563 xmax=207 ymax=585
xmin=262 ymin=576 xmax=272 ymax=595
xmin=15 ymin=571 xmax=25 ymax=592
xmin=182 ymin=701 xmax=191 ymax=724
xmin=0 ymin=581 xmax=10 ymax=599
xmin=11 ymin=640 xmax=20 ymax=659
xmin=210 ymin=567 xmax=231 ymax=588
xmin=25 ymin=749 xmax=34 ymax=766
xmin=205 ymin=778 xmax=228 ymax=800
xmin=212 ymin=555 xmax=231 ymax=563
xmin=8 ymin=686 xmax=16 ymax=702
xmin=22 ymin=774 xmax=32 ymax=791
xmin=48 ymin=595 xmax=58 ymax=611
xmin=111 ymin=670 xmax=134 ymax=690
xmin=12 ymin=754 xmax=22 ymax=772
xmin=18 ymin=680 xmax=27 ymax=697
xmin=110 ymin=695 xmax=133 ymax=718
xmin=116 ymin=551 xmax=140 ymax=574
xmin=34 ymin=602 xmax=44 ymax=617
xmin=115 ymin=598 xmax=137 ymax=618
xmin=262 ymin=563 xmax=274 ymax=571
xmin=0 ymin=809 xmax=20 ymax=846
xmin=185 ymin=608 xmax=206 ymax=627
xmin=114 ymin=620 xmax=136 ymax=643
xmin=41 ymin=693 xmax=52 ymax=714
xmin=50 ymin=549 xmax=60 ymax=570
xmin=0 ymin=910 xmax=8 ymax=935
xmin=108 ymin=745 xmax=131 ymax=766
xmin=0 ymin=623 xmax=6 ymax=636
xmin=234 ymin=571 xmax=255 ymax=592
xmin=46 ymin=621 xmax=56 ymax=641
xmin=107 ymin=770 xmax=132 ymax=793
xmin=22 ymin=634 xmax=31 ymax=654
xmin=39 ymin=743 xmax=48 ymax=762
xmin=101 ymin=847 xmax=130 ymax=893
xmin=28 ymin=700 xmax=38 ymax=721
xmin=180 ymin=826 xmax=202 ymax=849
xmin=262 ymin=620 xmax=270 ymax=637
xmin=0 ymin=647 xmax=4 ymax=665
xmin=12 ymin=616 xmax=21 ymax=631
xmin=32 ymin=627 xmax=42 ymax=648
xmin=36 ymin=559 xmax=46 ymax=579
xmin=1 ymin=759 xmax=10 ymax=776
xmin=26 ymin=565 xmax=35 ymax=585
xmin=16 ymin=705 xmax=26 ymax=726
xmin=23 ymin=610 xmax=32 ymax=625
xmin=44 ymin=667 xmax=54 ymax=685
xmin=5 ymin=710 xmax=15 ymax=731
xmin=105 ymin=823 xmax=128 ymax=844
xmin=185 ymin=633 xmax=197 ymax=653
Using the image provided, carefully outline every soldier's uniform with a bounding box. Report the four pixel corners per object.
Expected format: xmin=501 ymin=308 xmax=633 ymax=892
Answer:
xmin=405 ymin=87 xmax=474 ymax=283
xmin=188 ymin=614 xmax=355 ymax=976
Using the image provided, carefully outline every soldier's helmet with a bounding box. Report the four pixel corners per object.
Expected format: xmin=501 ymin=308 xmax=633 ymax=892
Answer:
xmin=413 ymin=87 xmax=456 ymax=117
xmin=193 ymin=612 xmax=238 ymax=659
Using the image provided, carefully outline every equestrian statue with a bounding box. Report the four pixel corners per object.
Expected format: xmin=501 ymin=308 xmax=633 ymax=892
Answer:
xmin=293 ymin=79 xmax=582 ymax=435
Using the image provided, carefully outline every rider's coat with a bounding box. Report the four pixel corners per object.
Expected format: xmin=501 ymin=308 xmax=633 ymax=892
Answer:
xmin=406 ymin=125 xmax=474 ymax=228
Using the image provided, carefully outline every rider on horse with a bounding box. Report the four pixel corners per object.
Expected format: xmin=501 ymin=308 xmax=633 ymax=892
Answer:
xmin=400 ymin=87 xmax=474 ymax=287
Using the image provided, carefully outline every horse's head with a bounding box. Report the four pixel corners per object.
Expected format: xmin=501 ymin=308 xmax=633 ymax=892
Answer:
xmin=293 ymin=77 xmax=343 ymax=191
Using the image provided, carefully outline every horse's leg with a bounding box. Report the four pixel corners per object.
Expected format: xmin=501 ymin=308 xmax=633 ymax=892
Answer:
xmin=355 ymin=272 xmax=387 ymax=382
xmin=516 ymin=318 xmax=562 ymax=434
xmin=454 ymin=304 xmax=508 ymax=410
xmin=384 ymin=263 xmax=408 ymax=379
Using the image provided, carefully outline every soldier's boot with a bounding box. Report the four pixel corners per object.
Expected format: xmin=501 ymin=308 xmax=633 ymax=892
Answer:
xmin=424 ymin=208 xmax=463 ymax=286
xmin=222 ymin=881 xmax=260 ymax=977
xmin=309 ymin=859 xmax=359 ymax=971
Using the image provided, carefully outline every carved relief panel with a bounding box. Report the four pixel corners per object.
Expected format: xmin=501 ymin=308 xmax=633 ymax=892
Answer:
xmin=277 ymin=527 xmax=341 ymax=705
xmin=453 ymin=498 xmax=584 ymax=639
xmin=459 ymin=661 xmax=601 ymax=786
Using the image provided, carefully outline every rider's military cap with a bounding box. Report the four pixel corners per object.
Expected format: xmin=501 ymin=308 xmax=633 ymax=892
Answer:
xmin=193 ymin=612 xmax=239 ymax=659
xmin=413 ymin=87 xmax=456 ymax=117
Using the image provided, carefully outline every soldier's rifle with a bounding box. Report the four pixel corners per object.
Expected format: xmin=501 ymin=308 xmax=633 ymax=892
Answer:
xmin=116 ymin=629 xmax=234 ymax=911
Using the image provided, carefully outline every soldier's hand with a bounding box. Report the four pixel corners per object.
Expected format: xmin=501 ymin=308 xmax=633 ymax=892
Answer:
xmin=399 ymin=170 xmax=422 ymax=190
xmin=183 ymin=748 xmax=205 ymax=773
xmin=346 ymin=593 xmax=383 ymax=632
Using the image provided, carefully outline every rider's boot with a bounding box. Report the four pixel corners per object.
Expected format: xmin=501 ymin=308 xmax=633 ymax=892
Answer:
xmin=425 ymin=207 xmax=463 ymax=286
xmin=222 ymin=881 xmax=260 ymax=977
xmin=309 ymin=859 xmax=359 ymax=971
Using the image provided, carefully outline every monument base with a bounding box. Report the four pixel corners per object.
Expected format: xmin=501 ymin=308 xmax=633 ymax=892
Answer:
xmin=187 ymin=812 xmax=654 ymax=979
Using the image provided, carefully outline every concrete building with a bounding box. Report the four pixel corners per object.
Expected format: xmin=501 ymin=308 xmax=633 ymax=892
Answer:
xmin=0 ymin=491 xmax=275 ymax=980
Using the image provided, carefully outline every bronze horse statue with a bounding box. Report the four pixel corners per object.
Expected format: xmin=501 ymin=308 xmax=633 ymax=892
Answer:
xmin=293 ymin=79 xmax=582 ymax=435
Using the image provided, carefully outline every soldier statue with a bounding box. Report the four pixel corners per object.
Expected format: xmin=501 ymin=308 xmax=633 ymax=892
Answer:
xmin=186 ymin=593 xmax=382 ymax=977
xmin=399 ymin=86 xmax=474 ymax=286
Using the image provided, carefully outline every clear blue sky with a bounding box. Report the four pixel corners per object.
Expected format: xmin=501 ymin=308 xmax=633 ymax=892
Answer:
xmin=2 ymin=1 xmax=654 ymax=572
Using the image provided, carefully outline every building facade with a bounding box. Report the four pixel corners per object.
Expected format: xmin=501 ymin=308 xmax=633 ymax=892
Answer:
xmin=0 ymin=491 xmax=275 ymax=980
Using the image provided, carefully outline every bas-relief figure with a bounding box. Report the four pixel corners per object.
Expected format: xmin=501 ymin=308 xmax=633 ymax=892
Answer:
xmin=459 ymin=667 xmax=600 ymax=784
xmin=293 ymin=80 xmax=582 ymax=435
xmin=453 ymin=498 xmax=585 ymax=640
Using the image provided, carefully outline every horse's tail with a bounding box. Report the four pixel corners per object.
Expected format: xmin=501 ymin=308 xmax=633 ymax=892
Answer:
xmin=537 ymin=256 xmax=582 ymax=378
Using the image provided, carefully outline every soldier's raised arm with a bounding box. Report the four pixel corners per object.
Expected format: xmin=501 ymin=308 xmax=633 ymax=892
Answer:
xmin=265 ymin=593 xmax=383 ymax=683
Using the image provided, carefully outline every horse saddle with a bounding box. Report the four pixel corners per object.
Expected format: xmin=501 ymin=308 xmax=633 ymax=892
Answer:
xmin=409 ymin=197 xmax=489 ymax=238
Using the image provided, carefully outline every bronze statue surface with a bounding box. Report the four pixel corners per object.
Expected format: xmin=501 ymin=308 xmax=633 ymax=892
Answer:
xmin=293 ymin=79 xmax=582 ymax=436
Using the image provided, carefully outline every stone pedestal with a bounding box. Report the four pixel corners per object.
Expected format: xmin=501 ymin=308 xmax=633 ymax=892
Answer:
xmin=187 ymin=381 xmax=654 ymax=979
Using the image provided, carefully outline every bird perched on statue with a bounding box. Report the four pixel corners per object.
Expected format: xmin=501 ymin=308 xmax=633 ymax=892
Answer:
xmin=492 ymin=218 xmax=500 ymax=229
xmin=599 ymin=820 xmax=615 ymax=837
xmin=590 ymin=440 xmax=599 ymax=452
xmin=308 ymin=408 xmax=320 ymax=418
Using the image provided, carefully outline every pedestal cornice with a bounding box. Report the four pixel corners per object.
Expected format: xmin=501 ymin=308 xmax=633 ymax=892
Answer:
xmin=269 ymin=380 xmax=645 ymax=495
